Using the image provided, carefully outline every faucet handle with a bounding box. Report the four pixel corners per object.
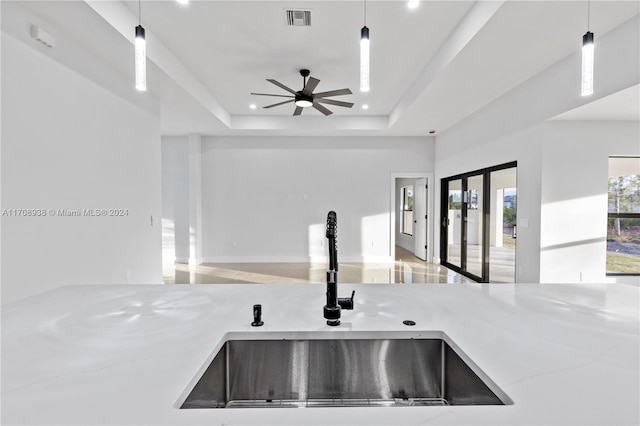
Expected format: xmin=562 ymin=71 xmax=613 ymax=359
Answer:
xmin=338 ymin=290 xmax=355 ymax=311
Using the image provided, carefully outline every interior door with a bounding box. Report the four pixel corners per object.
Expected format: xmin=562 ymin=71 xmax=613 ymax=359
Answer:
xmin=413 ymin=178 xmax=428 ymax=260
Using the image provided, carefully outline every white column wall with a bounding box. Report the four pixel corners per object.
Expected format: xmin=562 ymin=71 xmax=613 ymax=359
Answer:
xmin=188 ymin=134 xmax=203 ymax=265
xmin=161 ymin=136 xmax=190 ymax=263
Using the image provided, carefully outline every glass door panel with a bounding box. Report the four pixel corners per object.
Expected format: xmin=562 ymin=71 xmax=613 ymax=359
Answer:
xmin=465 ymin=174 xmax=484 ymax=278
xmin=488 ymin=167 xmax=517 ymax=283
xmin=441 ymin=162 xmax=517 ymax=283
xmin=446 ymin=179 xmax=463 ymax=268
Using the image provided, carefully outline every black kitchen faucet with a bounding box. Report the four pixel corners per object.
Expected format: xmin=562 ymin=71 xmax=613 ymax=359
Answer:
xmin=323 ymin=211 xmax=355 ymax=326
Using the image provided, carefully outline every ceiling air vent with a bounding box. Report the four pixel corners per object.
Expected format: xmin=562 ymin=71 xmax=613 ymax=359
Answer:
xmin=285 ymin=10 xmax=311 ymax=26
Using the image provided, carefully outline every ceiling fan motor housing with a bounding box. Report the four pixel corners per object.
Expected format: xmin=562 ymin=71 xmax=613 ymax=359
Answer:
xmin=295 ymin=92 xmax=313 ymax=107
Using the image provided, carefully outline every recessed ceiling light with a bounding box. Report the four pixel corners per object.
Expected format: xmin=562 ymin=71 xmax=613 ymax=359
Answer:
xmin=249 ymin=104 xmax=257 ymax=110
xmin=177 ymin=0 xmax=189 ymax=5
xmin=408 ymin=1 xmax=420 ymax=9
xmin=362 ymin=104 xmax=369 ymax=110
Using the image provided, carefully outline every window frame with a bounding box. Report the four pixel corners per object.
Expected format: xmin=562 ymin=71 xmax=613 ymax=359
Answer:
xmin=606 ymin=156 xmax=640 ymax=277
xmin=401 ymin=185 xmax=414 ymax=236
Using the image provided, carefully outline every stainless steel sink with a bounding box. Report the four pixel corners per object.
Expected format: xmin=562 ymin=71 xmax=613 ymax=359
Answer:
xmin=179 ymin=331 xmax=512 ymax=409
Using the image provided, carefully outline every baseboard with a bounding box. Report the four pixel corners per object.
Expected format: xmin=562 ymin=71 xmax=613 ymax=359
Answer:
xmin=199 ymin=255 xmax=394 ymax=264
xmin=200 ymin=256 xmax=320 ymax=263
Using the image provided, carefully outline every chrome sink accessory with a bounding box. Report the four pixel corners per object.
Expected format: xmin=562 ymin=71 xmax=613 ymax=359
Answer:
xmin=251 ymin=304 xmax=263 ymax=327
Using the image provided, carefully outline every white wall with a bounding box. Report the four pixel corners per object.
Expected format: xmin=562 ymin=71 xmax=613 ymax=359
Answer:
xmin=434 ymin=14 xmax=639 ymax=283
xmin=540 ymin=121 xmax=640 ymax=283
xmin=436 ymin=124 xmax=543 ymax=282
xmin=191 ymin=136 xmax=434 ymax=263
xmin=1 ymin=33 xmax=162 ymax=303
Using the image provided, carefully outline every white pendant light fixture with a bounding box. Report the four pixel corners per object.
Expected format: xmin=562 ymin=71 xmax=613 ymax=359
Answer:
xmin=135 ymin=0 xmax=147 ymax=91
xmin=581 ymin=0 xmax=594 ymax=96
xmin=360 ymin=0 xmax=370 ymax=92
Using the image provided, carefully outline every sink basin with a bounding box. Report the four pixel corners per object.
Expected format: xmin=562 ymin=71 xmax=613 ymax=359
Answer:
xmin=179 ymin=331 xmax=512 ymax=409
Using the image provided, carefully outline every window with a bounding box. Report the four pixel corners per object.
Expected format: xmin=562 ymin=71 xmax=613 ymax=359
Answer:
xmin=607 ymin=156 xmax=640 ymax=275
xmin=401 ymin=186 xmax=414 ymax=235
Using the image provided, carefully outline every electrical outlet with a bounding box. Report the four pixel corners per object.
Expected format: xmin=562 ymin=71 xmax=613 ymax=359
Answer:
xmin=517 ymin=266 xmax=524 ymax=276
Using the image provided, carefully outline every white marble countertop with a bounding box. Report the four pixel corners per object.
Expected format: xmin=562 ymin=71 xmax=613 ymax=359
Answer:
xmin=1 ymin=283 xmax=639 ymax=425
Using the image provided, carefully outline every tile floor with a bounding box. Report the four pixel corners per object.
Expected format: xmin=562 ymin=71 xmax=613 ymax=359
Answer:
xmin=163 ymin=246 xmax=474 ymax=285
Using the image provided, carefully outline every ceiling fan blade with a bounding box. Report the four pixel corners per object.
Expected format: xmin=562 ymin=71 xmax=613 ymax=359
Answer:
xmin=263 ymin=99 xmax=295 ymax=109
xmin=266 ymin=79 xmax=297 ymax=95
xmin=312 ymin=102 xmax=333 ymax=116
xmin=251 ymin=93 xmax=294 ymax=98
xmin=313 ymin=88 xmax=352 ymax=98
xmin=302 ymin=77 xmax=320 ymax=96
xmin=315 ymin=98 xmax=354 ymax=108
xmin=293 ymin=106 xmax=304 ymax=116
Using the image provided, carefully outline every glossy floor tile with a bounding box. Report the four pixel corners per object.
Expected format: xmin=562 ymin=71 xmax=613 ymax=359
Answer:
xmin=163 ymin=246 xmax=474 ymax=285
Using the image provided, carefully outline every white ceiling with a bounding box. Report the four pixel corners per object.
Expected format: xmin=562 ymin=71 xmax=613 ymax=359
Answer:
xmin=7 ymin=1 xmax=640 ymax=136
xmin=551 ymin=84 xmax=640 ymax=121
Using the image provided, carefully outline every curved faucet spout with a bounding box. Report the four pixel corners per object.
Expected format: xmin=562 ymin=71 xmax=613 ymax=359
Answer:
xmin=326 ymin=211 xmax=338 ymax=272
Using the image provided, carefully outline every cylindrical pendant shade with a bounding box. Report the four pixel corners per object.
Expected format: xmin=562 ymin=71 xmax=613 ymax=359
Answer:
xmin=360 ymin=26 xmax=370 ymax=92
xmin=135 ymin=25 xmax=147 ymax=91
xmin=581 ymin=31 xmax=594 ymax=96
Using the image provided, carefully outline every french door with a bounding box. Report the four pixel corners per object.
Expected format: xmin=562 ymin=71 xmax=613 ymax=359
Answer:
xmin=441 ymin=162 xmax=517 ymax=282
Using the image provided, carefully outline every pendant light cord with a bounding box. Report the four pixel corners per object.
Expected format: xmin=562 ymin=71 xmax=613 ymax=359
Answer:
xmin=364 ymin=0 xmax=367 ymax=26
xmin=587 ymin=0 xmax=590 ymax=30
xmin=138 ymin=0 xmax=141 ymax=25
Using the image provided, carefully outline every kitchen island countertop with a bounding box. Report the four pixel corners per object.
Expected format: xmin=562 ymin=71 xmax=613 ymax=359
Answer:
xmin=1 ymin=282 xmax=638 ymax=425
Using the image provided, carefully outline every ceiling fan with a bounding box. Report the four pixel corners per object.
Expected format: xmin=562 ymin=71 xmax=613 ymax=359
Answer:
xmin=251 ymin=69 xmax=354 ymax=116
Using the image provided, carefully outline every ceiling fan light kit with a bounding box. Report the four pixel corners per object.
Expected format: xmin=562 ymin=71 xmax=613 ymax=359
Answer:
xmin=250 ymin=69 xmax=354 ymax=116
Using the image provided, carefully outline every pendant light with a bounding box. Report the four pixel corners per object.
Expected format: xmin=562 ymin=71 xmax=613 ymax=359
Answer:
xmin=360 ymin=0 xmax=370 ymax=92
xmin=581 ymin=0 xmax=594 ymax=96
xmin=135 ymin=0 xmax=147 ymax=91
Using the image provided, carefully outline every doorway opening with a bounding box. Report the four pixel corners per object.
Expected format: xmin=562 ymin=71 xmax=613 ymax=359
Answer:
xmin=440 ymin=162 xmax=517 ymax=283
xmin=391 ymin=173 xmax=433 ymax=263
